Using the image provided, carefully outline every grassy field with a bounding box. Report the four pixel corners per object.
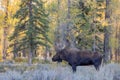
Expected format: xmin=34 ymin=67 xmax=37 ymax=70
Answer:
xmin=0 ymin=63 xmax=120 ymax=80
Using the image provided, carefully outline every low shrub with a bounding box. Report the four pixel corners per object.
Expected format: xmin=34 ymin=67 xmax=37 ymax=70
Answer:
xmin=0 ymin=63 xmax=120 ymax=80
xmin=14 ymin=57 xmax=28 ymax=63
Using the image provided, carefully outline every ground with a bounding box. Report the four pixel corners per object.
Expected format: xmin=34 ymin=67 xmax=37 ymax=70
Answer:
xmin=0 ymin=63 xmax=120 ymax=80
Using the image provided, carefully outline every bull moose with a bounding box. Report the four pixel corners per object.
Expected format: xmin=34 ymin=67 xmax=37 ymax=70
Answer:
xmin=52 ymin=47 xmax=104 ymax=72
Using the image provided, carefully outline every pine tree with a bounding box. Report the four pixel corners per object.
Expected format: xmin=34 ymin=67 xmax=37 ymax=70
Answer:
xmin=9 ymin=0 xmax=50 ymax=64
xmin=74 ymin=0 xmax=104 ymax=51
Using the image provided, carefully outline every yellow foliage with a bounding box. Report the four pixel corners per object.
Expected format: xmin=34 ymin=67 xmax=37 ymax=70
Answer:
xmin=101 ymin=20 xmax=109 ymax=27
xmin=14 ymin=57 xmax=28 ymax=63
xmin=110 ymin=38 xmax=119 ymax=48
xmin=0 ymin=51 xmax=2 ymax=62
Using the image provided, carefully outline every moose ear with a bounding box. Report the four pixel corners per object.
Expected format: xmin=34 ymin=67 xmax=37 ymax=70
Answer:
xmin=61 ymin=39 xmax=70 ymax=50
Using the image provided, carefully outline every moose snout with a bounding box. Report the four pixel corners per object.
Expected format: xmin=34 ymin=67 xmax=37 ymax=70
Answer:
xmin=52 ymin=57 xmax=55 ymax=61
xmin=52 ymin=56 xmax=62 ymax=62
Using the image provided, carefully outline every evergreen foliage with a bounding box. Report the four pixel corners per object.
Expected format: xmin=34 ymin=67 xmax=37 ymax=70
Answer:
xmin=74 ymin=0 xmax=104 ymax=52
xmin=9 ymin=0 xmax=50 ymax=60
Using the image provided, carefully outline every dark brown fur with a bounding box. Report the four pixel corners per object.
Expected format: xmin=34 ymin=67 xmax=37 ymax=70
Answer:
xmin=52 ymin=48 xmax=104 ymax=72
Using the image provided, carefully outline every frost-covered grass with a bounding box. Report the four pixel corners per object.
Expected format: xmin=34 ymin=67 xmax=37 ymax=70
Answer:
xmin=0 ymin=63 xmax=120 ymax=80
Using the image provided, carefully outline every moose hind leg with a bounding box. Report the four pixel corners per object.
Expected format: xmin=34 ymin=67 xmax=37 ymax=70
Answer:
xmin=94 ymin=64 xmax=99 ymax=71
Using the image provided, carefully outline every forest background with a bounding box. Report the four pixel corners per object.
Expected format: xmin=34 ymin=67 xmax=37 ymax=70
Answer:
xmin=0 ymin=0 xmax=120 ymax=64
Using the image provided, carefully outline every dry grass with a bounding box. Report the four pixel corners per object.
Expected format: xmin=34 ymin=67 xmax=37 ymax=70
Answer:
xmin=0 ymin=63 xmax=120 ymax=80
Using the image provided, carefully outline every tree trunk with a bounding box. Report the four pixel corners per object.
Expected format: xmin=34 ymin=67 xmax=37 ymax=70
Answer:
xmin=44 ymin=46 xmax=49 ymax=61
xmin=2 ymin=0 xmax=9 ymax=61
xmin=118 ymin=25 xmax=120 ymax=62
xmin=28 ymin=48 xmax=33 ymax=64
xmin=13 ymin=43 xmax=18 ymax=59
xmin=54 ymin=0 xmax=61 ymax=51
xmin=57 ymin=0 xmax=60 ymax=27
xmin=103 ymin=27 xmax=111 ymax=63
xmin=22 ymin=49 xmax=26 ymax=57
xmin=103 ymin=0 xmax=112 ymax=63
xmin=92 ymin=23 xmax=96 ymax=52
xmin=67 ymin=0 xmax=71 ymax=20
xmin=115 ymin=18 xmax=119 ymax=62
xmin=13 ymin=38 xmax=20 ymax=59
xmin=28 ymin=0 xmax=33 ymax=64
xmin=2 ymin=27 xmax=8 ymax=60
xmin=66 ymin=0 xmax=75 ymax=48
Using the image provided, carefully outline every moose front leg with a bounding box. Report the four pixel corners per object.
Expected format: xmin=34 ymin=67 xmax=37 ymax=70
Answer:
xmin=71 ymin=65 xmax=77 ymax=72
